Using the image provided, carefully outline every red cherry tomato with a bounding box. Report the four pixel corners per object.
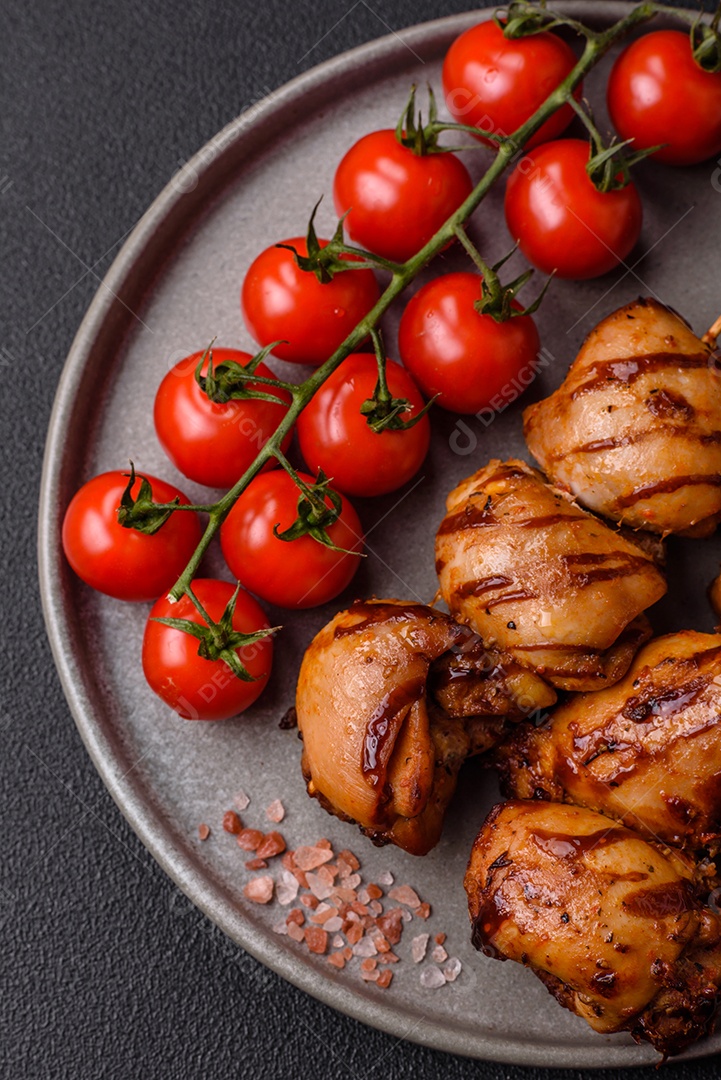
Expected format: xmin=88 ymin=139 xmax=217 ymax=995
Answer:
xmin=297 ymin=352 xmax=430 ymax=498
xmin=398 ymin=272 xmax=541 ymax=414
xmin=607 ymin=30 xmax=721 ymax=166
xmin=154 ymin=347 xmax=292 ymax=489
xmin=62 ymin=471 xmax=202 ymax=602
xmin=142 ymin=579 xmax=273 ymax=720
xmin=504 ymin=139 xmax=643 ymax=280
xmin=333 ymin=130 xmax=473 ymax=263
xmin=220 ymin=471 xmax=363 ymax=609
xmin=241 ymin=237 xmax=380 ymax=366
xmin=442 ymin=20 xmax=579 ymax=148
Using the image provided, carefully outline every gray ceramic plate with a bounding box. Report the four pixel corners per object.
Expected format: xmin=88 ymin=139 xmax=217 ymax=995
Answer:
xmin=38 ymin=3 xmax=721 ymax=1068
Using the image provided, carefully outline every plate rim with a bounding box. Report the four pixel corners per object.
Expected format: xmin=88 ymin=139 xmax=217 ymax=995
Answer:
xmin=37 ymin=2 xmax=706 ymax=1067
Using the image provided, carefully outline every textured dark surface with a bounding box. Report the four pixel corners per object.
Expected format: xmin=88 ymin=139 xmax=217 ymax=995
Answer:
xmin=4 ymin=0 xmax=721 ymax=1077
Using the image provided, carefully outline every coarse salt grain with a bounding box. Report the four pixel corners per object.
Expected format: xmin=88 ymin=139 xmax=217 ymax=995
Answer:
xmin=304 ymin=926 xmax=328 ymax=954
xmin=276 ymin=871 xmax=299 ymax=907
xmin=245 ymin=858 xmax=268 ymax=871
xmin=412 ymin=933 xmax=429 ymax=963
xmin=352 ymin=936 xmax=378 ymax=958
xmin=376 ymin=870 xmax=393 ymax=886
xmin=376 ymin=969 xmax=393 ymax=989
xmin=431 ymin=944 xmax=448 ymax=964
xmin=306 ymin=872 xmax=335 ymax=901
xmin=287 ymin=921 xmax=304 ymax=942
xmin=332 ymin=934 xmax=344 ymax=949
xmin=388 ymin=885 xmax=421 ymax=908
xmin=443 ymin=957 xmax=462 ymax=982
xmin=234 ymin=791 xmax=250 ymax=811
xmin=420 ymin=966 xmax=447 ymax=989
xmin=266 ymin=799 xmax=286 ymax=823
xmin=327 ymin=952 xmax=345 ymax=969
xmin=198 ymin=824 xmax=210 ymax=841
xmin=294 ymin=845 xmax=335 ymax=871
xmin=256 ymin=831 xmax=286 ymax=859
xmin=237 ymin=828 xmax=263 ymax=852
xmin=222 ymin=810 xmax=242 ymax=834
xmin=243 ymin=875 xmax=274 ymax=904
xmin=324 ymin=916 xmax=343 ymax=933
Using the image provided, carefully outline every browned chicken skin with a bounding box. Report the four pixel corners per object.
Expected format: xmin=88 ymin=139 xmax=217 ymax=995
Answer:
xmin=296 ymin=599 xmax=554 ymax=855
xmin=498 ymin=631 xmax=721 ymax=853
xmin=524 ymin=298 xmax=721 ymax=537
xmin=465 ymin=801 xmax=721 ymax=1055
xmin=435 ymin=460 xmax=666 ymax=692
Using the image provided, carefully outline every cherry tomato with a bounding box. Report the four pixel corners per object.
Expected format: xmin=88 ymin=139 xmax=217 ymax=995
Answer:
xmin=607 ymin=30 xmax=721 ymax=166
xmin=442 ymin=20 xmax=579 ymax=149
xmin=504 ymin=139 xmax=643 ymax=280
xmin=154 ymin=347 xmax=292 ymax=489
xmin=241 ymin=237 xmax=380 ymax=366
xmin=398 ymin=272 xmax=540 ymax=414
xmin=297 ymin=352 xmax=430 ymax=498
xmin=220 ymin=471 xmax=363 ymax=609
xmin=142 ymin=579 xmax=273 ymax=720
xmin=62 ymin=470 xmax=202 ymax=602
xmin=333 ymin=130 xmax=473 ymax=263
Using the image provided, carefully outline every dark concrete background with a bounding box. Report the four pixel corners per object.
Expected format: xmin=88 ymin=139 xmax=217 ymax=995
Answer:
xmin=3 ymin=0 xmax=721 ymax=1076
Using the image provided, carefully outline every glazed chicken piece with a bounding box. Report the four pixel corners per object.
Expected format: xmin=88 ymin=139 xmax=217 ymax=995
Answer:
xmin=436 ymin=460 xmax=666 ymax=692
xmin=465 ymin=800 xmax=721 ymax=1055
xmin=296 ymin=599 xmax=554 ymax=855
xmin=498 ymin=631 xmax=721 ymax=853
xmin=524 ymin=298 xmax=721 ymax=537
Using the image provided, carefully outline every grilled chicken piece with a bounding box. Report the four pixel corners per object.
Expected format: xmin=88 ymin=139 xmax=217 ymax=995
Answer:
xmin=498 ymin=631 xmax=721 ymax=853
xmin=435 ymin=460 xmax=666 ymax=692
xmin=296 ymin=599 xmax=553 ymax=855
xmin=465 ymin=800 xmax=721 ymax=1055
xmin=524 ymin=298 xmax=721 ymax=537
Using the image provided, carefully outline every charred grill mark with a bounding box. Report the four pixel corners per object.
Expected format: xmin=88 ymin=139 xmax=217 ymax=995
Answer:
xmin=548 ymin=429 xmax=721 ymax=463
xmin=560 ymin=551 xmax=652 ymax=588
xmin=485 ymin=588 xmax=538 ymax=611
xmin=437 ymin=497 xmax=499 ymax=535
xmin=622 ymin=677 xmax=709 ymax=724
xmin=516 ymin=512 xmax=580 ymax=528
xmin=455 ymin=574 xmax=513 ymax=599
xmin=616 ymin=474 xmax=721 ymax=509
xmin=570 ymin=352 xmax=710 ymax=399
xmin=646 ymin=388 xmax=695 ymax=421
xmin=334 ymin=601 xmax=457 ymax=639
xmin=530 ymin=827 xmax=629 ymax=859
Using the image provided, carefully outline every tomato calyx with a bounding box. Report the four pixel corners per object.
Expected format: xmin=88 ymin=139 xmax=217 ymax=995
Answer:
xmin=117 ymin=463 xmax=181 ymax=535
xmin=397 ymin=84 xmax=507 ymax=154
xmin=152 ymin=582 xmax=278 ymax=682
xmin=277 ymin=200 xmax=401 ymax=282
xmin=691 ymin=6 xmax=721 ymax=73
xmin=195 ymin=340 xmax=291 ymax=406
xmin=360 ymin=329 xmax=435 ymax=433
xmin=454 ymin=228 xmax=552 ymax=323
xmin=568 ymin=97 xmax=661 ymax=192
xmin=272 ymin=465 xmax=362 ymax=555
xmin=499 ymin=1 xmax=592 ymax=41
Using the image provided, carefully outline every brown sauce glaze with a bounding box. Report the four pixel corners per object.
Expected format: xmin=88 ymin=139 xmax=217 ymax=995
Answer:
xmin=437 ymin=497 xmax=499 ymax=536
xmin=622 ymin=677 xmax=709 ymax=723
xmin=516 ymin=512 xmax=580 ymax=528
xmin=361 ymin=675 xmax=426 ymax=786
xmin=455 ymin=574 xmax=513 ymax=600
xmin=486 ymin=588 xmax=538 ymax=611
xmin=472 ymin=887 xmax=513 ymax=958
xmin=561 ymin=552 xmax=652 ymax=588
xmin=623 ymin=880 xmax=697 ymax=919
xmin=570 ymin=352 xmax=710 ymax=399
xmin=646 ymin=388 xmax=695 ymax=421
xmin=334 ymin=601 xmax=456 ymax=640
xmin=531 ymin=827 xmax=628 ymax=860
xmin=616 ymin=474 xmax=721 ymax=509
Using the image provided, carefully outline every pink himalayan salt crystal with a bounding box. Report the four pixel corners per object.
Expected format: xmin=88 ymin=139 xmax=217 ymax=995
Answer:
xmin=266 ymin=799 xmax=286 ymax=823
xmin=431 ymin=944 xmax=448 ymax=964
xmin=306 ymin=872 xmax=335 ymax=901
xmin=234 ymin=791 xmax=250 ymax=811
xmin=388 ymin=885 xmax=421 ymax=908
xmin=243 ymin=876 xmax=274 ymax=904
xmin=273 ymin=920 xmax=288 ymax=936
xmin=443 ymin=957 xmax=462 ymax=983
xmin=294 ymin=846 xmax=335 ymax=871
xmin=276 ymin=871 xmax=299 ymax=907
xmin=287 ymin=921 xmax=305 ymax=942
xmin=420 ymin=966 xmax=447 ymax=989
xmin=352 ymin=936 xmax=378 ymax=958
xmin=376 ymin=869 xmax=394 ymax=886
xmin=411 ymin=933 xmax=429 ymax=963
